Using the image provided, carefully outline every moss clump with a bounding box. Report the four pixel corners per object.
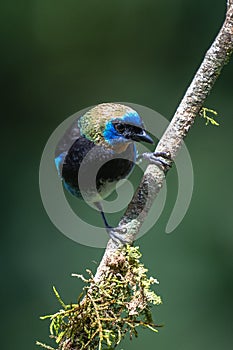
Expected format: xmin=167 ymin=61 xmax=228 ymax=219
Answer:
xmin=37 ymin=245 xmax=162 ymax=350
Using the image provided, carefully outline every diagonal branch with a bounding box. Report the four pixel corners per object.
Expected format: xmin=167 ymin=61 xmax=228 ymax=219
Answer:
xmin=94 ymin=2 xmax=233 ymax=282
xmin=228 ymin=0 xmax=233 ymax=10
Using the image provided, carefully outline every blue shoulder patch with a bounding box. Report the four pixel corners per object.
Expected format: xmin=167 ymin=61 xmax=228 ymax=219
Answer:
xmin=54 ymin=152 xmax=67 ymax=177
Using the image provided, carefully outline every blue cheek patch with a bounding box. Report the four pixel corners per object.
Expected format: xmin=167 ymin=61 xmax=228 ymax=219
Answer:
xmin=103 ymin=111 xmax=143 ymax=145
xmin=103 ymin=121 xmax=124 ymax=144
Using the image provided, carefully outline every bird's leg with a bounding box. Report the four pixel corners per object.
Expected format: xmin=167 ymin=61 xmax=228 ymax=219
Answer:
xmin=100 ymin=209 xmax=111 ymax=229
xmin=137 ymin=151 xmax=172 ymax=172
xmin=94 ymin=202 xmax=130 ymax=246
xmin=94 ymin=202 xmax=111 ymax=228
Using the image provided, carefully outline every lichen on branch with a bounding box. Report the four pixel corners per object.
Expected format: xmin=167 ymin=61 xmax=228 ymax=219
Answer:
xmin=37 ymin=246 xmax=162 ymax=350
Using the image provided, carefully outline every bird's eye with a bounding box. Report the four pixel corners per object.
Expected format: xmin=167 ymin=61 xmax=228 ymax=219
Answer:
xmin=114 ymin=123 xmax=125 ymax=133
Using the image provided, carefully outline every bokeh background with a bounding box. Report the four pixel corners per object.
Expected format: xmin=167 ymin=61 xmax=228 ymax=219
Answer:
xmin=1 ymin=1 xmax=233 ymax=349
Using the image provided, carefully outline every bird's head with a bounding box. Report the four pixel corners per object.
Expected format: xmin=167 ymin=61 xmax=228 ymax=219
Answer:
xmin=78 ymin=103 xmax=153 ymax=152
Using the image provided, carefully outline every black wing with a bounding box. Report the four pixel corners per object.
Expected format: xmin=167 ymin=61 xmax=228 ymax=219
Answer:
xmin=55 ymin=118 xmax=81 ymax=157
xmin=54 ymin=117 xmax=83 ymax=177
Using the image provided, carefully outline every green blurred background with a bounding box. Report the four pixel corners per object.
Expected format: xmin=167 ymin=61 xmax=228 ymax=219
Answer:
xmin=1 ymin=0 xmax=233 ymax=349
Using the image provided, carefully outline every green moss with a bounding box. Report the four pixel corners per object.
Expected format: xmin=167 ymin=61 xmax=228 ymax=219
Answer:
xmin=37 ymin=245 xmax=162 ymax=350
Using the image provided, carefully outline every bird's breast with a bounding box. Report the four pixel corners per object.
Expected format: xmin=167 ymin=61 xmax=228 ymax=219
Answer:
xmin=60 ymin=136 xmax=136 ymax=201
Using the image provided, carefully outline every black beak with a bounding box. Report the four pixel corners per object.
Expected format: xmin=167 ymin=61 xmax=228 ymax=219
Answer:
xmin=131 ymin=129 xmax=154 ymax=144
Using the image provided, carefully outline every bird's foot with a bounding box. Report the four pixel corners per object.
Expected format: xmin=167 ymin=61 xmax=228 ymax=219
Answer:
xmin=106 ymin=226 xmax=131 ymax=246
xmin=138 ymin=151 xmax=172 ymax=172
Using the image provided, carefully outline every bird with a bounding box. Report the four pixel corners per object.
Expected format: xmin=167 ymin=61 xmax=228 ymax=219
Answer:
xmin=55 ymin=103 xmax=170 ymax=243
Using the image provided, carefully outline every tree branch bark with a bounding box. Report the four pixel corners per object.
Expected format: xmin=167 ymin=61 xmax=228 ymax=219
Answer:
xmin=94 ymin=3 xmax=233 ymax=282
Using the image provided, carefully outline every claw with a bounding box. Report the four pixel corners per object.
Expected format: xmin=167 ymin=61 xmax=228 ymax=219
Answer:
xmin=94 ymin=202 xmax=130 ymax=245
xmin=106 ymin=226 xmax=130 ymax=246
xmin=138 ymin=151 xmax=172 ymax=172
